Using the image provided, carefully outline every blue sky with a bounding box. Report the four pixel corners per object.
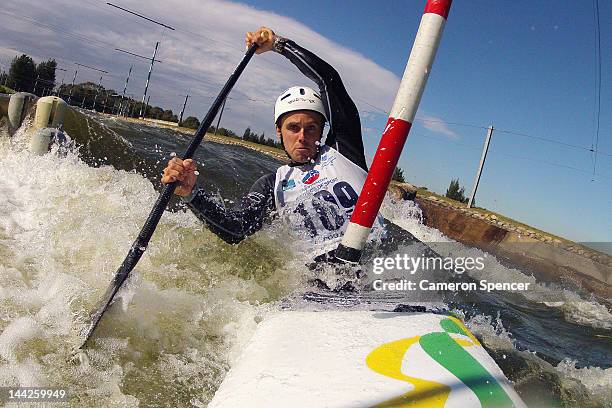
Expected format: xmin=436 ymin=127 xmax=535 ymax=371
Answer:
xmin=239 ymin=0 xmax=612 ymax=243
xmin=1 ymin=0 xmax=610 ymax=243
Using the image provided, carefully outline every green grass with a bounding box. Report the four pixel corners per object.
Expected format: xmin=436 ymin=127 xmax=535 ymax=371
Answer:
xmin=0 ymin=85 xmax=15 ymax=94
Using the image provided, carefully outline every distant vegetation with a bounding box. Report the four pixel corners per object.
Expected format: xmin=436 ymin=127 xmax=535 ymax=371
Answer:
xmin=181 ymin=116 xmax=200 ymax=129
xmin=55 ymin=82 xmax=183 ymax=123
xmin=0 ymin=52 xmax=285 ymax=150
xmin=445 ymin=178 xmax=469 ymax=204
xmin=0 ymin=85 xmax=15 ymax=94
xmin=241 ymin=126 xmax=283 ymax=149
xmin=0 ymin=54 xmax=57 ymax=96
xmin=392 ymin=166 xmax=406 ymax=183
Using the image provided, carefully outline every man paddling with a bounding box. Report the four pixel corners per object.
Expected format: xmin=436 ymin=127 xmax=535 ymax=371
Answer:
xmin=162 ymin=26 xmax=383 ymax=258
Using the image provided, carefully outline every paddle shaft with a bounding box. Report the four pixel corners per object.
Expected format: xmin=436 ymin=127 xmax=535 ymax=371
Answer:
xmin=80 ymin=43 xmax=260 ymax=348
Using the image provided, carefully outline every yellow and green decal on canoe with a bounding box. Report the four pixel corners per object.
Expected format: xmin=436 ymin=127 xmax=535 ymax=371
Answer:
xmin=366 ymin=316 xmax=515 ymax=407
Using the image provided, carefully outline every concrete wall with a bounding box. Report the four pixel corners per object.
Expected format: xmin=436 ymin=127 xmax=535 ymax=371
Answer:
xmin=388 ymin=183 xmax=610 ymax=300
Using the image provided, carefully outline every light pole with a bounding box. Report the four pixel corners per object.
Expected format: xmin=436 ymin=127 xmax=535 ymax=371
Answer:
xmin=178 ymin=94 xmax=189 ymax=125
xmin=467 ymin=126 xmax=494 ymax=208
xmin=110 ymin=94 xmax=121 ymax=114
xmin=107 ymin=3 xmax=174 ymax=118
xmin=214 ymin=98 xmax=227 ymax=135
xmin=129 ymin=95 xmax=136 ymax=117
xmin=115 ymin=48 xmax=163 ymax=118
xmin=123 ymin=94 xmax=135 ymax=116
xmin=68 ymin=62 xmax=108 ymax=106
xmin=139 ymin=42 xmax=158 ymax=118
xmin=102 ymin=93 xmax=110 ymax=113
xmin=68 ymin=67 xmax=78 ymax=104
xmin=145 ymin=94 xmax=151 ymax=118
xmin=55 ymin=67 xmax=67 ymax=96
xmin=92 ymin=73 xmax=106 ymax=111
xmin=116 ymin=64 xmax=133 ymax=117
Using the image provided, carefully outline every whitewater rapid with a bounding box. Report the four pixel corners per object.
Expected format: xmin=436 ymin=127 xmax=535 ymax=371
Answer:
xmin=0 ymin=118 xmax=610 ymax=407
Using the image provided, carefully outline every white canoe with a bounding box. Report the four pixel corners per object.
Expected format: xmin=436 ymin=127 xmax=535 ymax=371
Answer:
xmin=208 ymin=311 xmax=525 ymax=407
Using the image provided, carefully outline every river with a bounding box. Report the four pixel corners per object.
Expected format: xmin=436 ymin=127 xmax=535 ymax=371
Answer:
xmin=0 ymin=108 xmax=610 ymax=407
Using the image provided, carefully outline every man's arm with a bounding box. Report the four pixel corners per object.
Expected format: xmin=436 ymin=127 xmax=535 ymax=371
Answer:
xmin=279 ymin=40 xmax=368 ymax=172
xmin=184 ymin=173 xmax=276 ymax=244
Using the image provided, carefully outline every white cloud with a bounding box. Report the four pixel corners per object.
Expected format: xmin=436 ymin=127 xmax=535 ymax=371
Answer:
xmin=416 ymin=114 xmax=459 ymax=139
xmin=1 ymin=0 xmax=399 ymax=139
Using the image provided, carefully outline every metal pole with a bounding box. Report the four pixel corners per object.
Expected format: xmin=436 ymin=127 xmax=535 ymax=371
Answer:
xmin=336 ymin=0 xmax=453 ymax=263
xmin=178 ymin=94 xmax=189 ymax=125
xmin=118 ymin=65 xmax=132 ymax=116
xmin=139 ymin=42 xmax=159 ymax=118
xmin=33 ymin=74 xmax=40 ymax=94
xmin=214 ymin=98 xmax=226 ymax=135
xmin=93 ymin=74 xmax=103 ymax=111
xmin=57 ymin=69 xmax=66 ymax=95
xmin=68 ymin=68 xmax=78 ymax=104
xmin=145 ymin=94 xmax=151 ymax=118
xmin=467 ymin=125 xmax=494 ymax=208
xmin=121 ymin=94 xmax=131 ymax=116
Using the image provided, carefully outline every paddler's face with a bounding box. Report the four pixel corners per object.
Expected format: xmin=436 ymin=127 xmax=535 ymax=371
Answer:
xmin=276 ymin=110 xmax=324 ymax=163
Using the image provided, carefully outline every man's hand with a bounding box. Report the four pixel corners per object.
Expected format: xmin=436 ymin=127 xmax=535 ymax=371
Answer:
xmin=161 ymin=157 xmax=197 ymax=197
xmin=245 ymin=27 xmax=275 ymax=54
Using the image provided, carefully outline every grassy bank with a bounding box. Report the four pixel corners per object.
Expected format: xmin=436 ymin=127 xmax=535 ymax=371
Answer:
xmin=390 ymin=180 xmax=611 ymax=266
xmin=393 ymin=180 xmax=571 ymax=243
xmin=0 ymin=85 xmax=15 ymax=94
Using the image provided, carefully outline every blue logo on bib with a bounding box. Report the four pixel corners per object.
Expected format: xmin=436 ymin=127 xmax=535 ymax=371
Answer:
xmin=282 ymin=179 xmax=296 ymax=191
xmin=302 ymin=170 xmax=320 ymax=185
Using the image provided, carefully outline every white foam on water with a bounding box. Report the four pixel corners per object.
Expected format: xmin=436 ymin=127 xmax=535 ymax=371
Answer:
xmin=0 ymin=125 xmax=304 ymax=406
xmin=386 ymin=199 xmax=612 ymax=406
xmin=387 ymin=198 xmax=612 ymax=332
xmin=382 ymin=196 xmax=451 ymax=242
xmin=452 ymin=308 xmax=612 ymax=407
xmin=555 ymin=359 xmax=612 ymax=406
xmin=0 ymin=118 xmax=609 ymax=406
xmin=556 ymin=296 xmax=612 ymax=331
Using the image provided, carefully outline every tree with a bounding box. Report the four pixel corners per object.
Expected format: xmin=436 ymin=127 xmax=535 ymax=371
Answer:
xmin=149 ymin=106 xmax=164 ymax=119
xmin=9 ymin=54 xmax=36 ymax=92
xmin=160 ymin=109 xmax=175 ymax=122
xmin=445 ymin=178 xmax=468 ymax=204
xmin=242 ymin=127 xmax=251 ymax=141
xmin=34 ymin=59 xmax=56 ymax=96
xmin=183 ymin=116 xmax=200 ymax=129
xmin=392 ymin=166 xmax=405 ymax=183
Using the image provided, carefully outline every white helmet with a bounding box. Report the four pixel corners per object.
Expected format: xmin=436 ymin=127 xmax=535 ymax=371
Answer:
xmin=274 ymin=86 xmax=328 ymax=124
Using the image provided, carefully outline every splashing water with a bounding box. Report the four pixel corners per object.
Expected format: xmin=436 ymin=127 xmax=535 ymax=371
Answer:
xmin=0 ymin=110 xmax=610 ymax=406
